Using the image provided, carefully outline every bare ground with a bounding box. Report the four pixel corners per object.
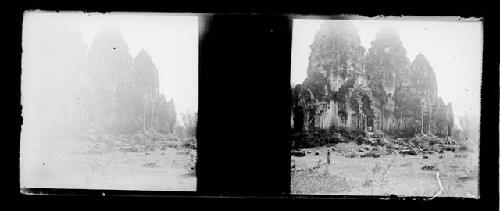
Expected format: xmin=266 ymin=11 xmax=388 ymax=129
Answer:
xmin=22 ymin=137 xmax=196 ymax=191
xmin=291 ymin=143 xmax=478 ymax=197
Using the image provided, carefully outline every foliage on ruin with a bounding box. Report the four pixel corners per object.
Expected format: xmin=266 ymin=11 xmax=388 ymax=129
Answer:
xmin=292 ymin=22 xmax=455 ymax=137
xmin=302 ymin=21 xmax=366 ymax=100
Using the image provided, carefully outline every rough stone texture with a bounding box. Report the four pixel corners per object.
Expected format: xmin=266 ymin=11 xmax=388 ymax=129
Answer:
xmin=293 ymin=21 xmax=368 ymax=132
xmin=292 ymin=23 xmax=454 ymax=137
xmin=365 ymin=27 xmax=412 ymax=133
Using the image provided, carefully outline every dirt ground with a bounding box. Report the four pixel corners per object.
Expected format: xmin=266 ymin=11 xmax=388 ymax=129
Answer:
xmin=22 ymin=137 xmax=196 ymax=191
xmin=291 ymin=143 xmax=478 ymax=198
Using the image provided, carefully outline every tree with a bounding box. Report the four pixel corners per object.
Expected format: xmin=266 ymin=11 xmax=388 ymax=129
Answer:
xmin=180 ymin=111 xmax=197 ymax=138
xmin=456 ymin=112 xmax=478 ymax=142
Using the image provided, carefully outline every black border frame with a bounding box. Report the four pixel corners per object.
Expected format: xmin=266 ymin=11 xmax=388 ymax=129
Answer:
xmin=9 ymin=1 xmax=499 ymax=208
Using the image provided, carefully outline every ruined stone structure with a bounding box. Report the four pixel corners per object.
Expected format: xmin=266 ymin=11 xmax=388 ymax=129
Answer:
xmin=25 ymin=23 xmax=178 ymax=138
xmin=291 ymin=22 xmax=454 ymax=137
xmin=86 ymin=28 xmax=177 ymax=134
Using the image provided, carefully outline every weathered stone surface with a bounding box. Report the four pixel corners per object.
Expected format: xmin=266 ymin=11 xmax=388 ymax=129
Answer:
xmin=365 ymin=27 xmax=412 ymax=132
xmin=292 ymin=21 xmax=369 ymax=132
xmin=292 ymin=22 xmax=454 ymax=138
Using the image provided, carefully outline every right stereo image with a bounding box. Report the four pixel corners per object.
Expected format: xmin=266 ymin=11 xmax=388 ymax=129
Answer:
xmin=290 ymin=17 xmax=481 ymax=197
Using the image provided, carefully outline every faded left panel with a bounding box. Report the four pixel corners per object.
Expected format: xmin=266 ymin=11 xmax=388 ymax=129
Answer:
xmin=20 ymin=11 xmax=198 ymax=191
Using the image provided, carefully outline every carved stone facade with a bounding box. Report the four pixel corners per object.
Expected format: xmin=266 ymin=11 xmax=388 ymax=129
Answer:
xmin=291 ymin=22 xmax=454 ymax=137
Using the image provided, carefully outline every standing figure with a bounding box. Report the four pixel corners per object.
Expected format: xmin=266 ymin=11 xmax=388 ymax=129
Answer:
xmin=327 ymin=150 xmax=331 ymax=164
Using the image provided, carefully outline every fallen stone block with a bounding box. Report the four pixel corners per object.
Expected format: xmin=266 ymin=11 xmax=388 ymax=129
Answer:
xmin=360 ymin=151 xmax=380 ymax=158
xmin=292 ymin=150 xmax=306 ymax=157
xmin=400 ymin=149 xmax=417 ymax=156
xmin=422 ymin=165 xmax=439 ymax=171
xmin=143 ymin=162 xmax=158 ymax=168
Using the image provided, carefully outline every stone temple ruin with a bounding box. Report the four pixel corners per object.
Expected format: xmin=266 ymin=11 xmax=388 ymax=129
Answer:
xmin=291 ymin=22 xmax=455 ymax=138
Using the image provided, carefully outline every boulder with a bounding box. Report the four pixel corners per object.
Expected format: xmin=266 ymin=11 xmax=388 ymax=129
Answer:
xmin=400 ymin=149 xmax=417 ymax=156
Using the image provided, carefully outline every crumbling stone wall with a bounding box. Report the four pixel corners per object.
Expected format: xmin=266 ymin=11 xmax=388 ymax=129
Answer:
xmin=291 ymin=22 xmax=454 ymax=137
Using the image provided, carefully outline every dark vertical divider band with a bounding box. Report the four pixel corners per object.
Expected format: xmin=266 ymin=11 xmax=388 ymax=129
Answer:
xmin=197 ymin=14 xmax=292 ymax=196
xmin=479 ymin=16 xmax=499 ymax=202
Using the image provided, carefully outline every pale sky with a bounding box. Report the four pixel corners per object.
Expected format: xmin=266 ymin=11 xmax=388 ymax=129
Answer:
xmin=77 ymin=12 xmax=199 ymax=116
xmin=291 ymin=18 xmax=482 ymax=119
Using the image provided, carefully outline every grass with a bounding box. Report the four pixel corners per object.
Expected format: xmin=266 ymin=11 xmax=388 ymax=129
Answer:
xmin=365 ymin=161 xmax=394 ymax=195
xmin=291 ymin=167 xmax=353 ymax=194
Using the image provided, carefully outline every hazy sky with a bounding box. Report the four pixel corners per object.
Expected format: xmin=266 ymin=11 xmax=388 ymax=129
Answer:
xmin=291 ymin=18 xmax=482 ymax=118
xmin=78 ymin=13 xmax=199 ymax=116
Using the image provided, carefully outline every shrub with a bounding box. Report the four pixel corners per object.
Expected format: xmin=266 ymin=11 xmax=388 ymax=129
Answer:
xmin=362 ymin=179 xmax=373 ymax=188
xmin=163 ymin=141 xmax=180 ymax=149
xmin=182 ymin=137 xmax=197 ymax=149
xmin=184 ymin=151 xmax=197 ymax=176
xmin=458 ymin=145 xmax=469 ymax=152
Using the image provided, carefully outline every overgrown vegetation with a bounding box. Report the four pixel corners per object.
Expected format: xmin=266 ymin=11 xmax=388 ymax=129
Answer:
xmin=291 ymin=165 xmax=353 ymax=194
xmin=292 ymin=22 xmax=456 ymax=137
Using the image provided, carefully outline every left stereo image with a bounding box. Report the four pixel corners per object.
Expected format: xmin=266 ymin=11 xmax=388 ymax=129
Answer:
xmin=20 ymin=11 xmax=198 ymax=191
